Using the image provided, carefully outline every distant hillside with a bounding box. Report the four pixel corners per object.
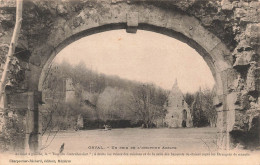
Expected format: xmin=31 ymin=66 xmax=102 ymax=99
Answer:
xmin=43 ymin=61 xmax=163 ymax=94
xmin=41 ymin=61 xmax=169 ymax=130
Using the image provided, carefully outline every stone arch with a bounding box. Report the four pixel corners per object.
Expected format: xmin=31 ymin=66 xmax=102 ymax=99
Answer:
xmin=30 ymin=4 xmax=234 ymax=150
xmin=38 ymin=23 xmax=231 ymax=92
xmin=33 ymin=3 xmax=234 ymax=93
xmin=2 ymin=1 xmax=252 ymax=152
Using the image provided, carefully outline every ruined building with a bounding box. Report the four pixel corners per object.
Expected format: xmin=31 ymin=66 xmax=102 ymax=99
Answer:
xmin=65 ymin=78 xmax=97 ymax=105
xmin=165 ymin=79 xmax=193 ymax=128
xmin=65 ymin=78 xmax=76 ymax=103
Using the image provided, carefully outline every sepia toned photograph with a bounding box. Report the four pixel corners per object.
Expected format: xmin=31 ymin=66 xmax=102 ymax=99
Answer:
xmin=0 ymin=0 xmax=259 ymax=164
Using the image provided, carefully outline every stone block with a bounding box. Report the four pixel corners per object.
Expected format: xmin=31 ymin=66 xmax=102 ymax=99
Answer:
xmin=234 ymin=110 xmax=249 ymax=131
xmin=241 ymin=93 xmax=250 ymax=110
xmin=249 ymin=1 xmax=260 ymax=9
xmin=256 ymin=78 xmax=260 ymax=92
xmin=56 ymin=4 xmax=68 ymax=15
xmin=7 ymin=93 xmax=29 ymax=109
xmin=245 ymin=23 xmax=260 ymax=46
xmin=216 ymin=104 xmax=224 ymax=112
xmin=226 ymin=92 xmax=240 ymax=110
xmin=7 ymin=91 xmax=42 ymax=110
xmin=209 ymin=43 xmax=232 ymax=72
xmin=233 ymin=50 xmax=256 ymax=68
xmin=126 ymin=12 xmax=138 ymax=33
xmin=216 ymin=111 xmax=224 ymax=131
xmin=235 ymin=40 xmax=252 ymax=52
xmin=193 ymin=25 xmax=222 ymax=54
xmin=111 ymin=0 xmax=124 ymax=4
xmin=246 ymin=64 xmax=257 ymax=92
xmin=216 ymin=132 xmax=225 ymax=149
xmin=146 ymin=7 xmax=168 ymax=28
xmin=213 ymin=96 xmax=222 ymax=106
xmin=233 ymin=57 xmax=248 ymax=68
xmin=0 ymin=13 xmax=13 ymax=22
xmin=232 ymin=1 xmax=239 ymax=8
xmin=226 ymin=109 xmax=235 ymax=132
xmin=234 ymin=8 xmax=247 ymax=19
xmin=227 ymin=69 xmax=239 ymax=92
xmin=221 ymin=0 xmax=233 ymax=11
xmin=220 ymin=69 xmax=238 ymax=94
xmin=255 ymin=67 xmax=260 ymax=78
xmin=29 ymin=55 xmax=41 ymax=66
xmin=0 ymin=0 xmax=16 ymax=8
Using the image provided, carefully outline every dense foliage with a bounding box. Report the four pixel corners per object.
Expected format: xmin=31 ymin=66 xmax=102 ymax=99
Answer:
xmin=42 ymin=61 xmax=168 ymax=130
xmin=184 ymin=87 xmax=217 ymax=127
xmin=42 ymin=60 xmax=216 ymax=132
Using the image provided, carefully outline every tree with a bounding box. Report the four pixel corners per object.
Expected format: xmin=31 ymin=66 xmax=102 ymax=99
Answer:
xmin=189 ymin=87 xmax=217 ymax=127
xmin=130 ymin=83 xmax=167 ymax=128
xmin=41 ymin=61 xmax=84 ymax=149
xmin=0 ymin=0 xmax=23 ymax=101
xmin=201 ymin=87 xmax=217 ymax=127
xmin=191 ymin=90 xmax=208 ymax=127
xmin=184 ymin=92 xmax=195 ymax=108
xmin=96 ymin=87 xmax=134 ymax=121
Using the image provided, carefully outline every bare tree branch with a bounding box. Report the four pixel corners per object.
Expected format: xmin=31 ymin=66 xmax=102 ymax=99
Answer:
xmin=0 ymin=0 xmax=23 ymax=101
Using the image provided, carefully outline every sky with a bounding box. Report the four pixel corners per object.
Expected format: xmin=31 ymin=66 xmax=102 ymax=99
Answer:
xmin=54 ymin=30 xmax=215 ymax=93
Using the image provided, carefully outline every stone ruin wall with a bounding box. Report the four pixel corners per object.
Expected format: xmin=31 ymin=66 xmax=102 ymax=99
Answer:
xmin=0 ymin=0 xmax=259 ymax=151
xmin=165 ymin=81 xmax=193 ymax=128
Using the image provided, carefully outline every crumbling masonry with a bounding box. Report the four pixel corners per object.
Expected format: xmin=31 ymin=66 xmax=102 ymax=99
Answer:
xmin=0 ymin=0 xmax=259 ymax=152
xmin=165 ymin=79 xmax=193 ymax=128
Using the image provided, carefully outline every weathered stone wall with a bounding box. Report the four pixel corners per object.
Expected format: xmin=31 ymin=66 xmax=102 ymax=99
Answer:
xmin=218 ymin=0 xmax=260 ymax=149
xmin=65 ymin=78 xmax=76 ymax=103
xmin=0 ymin=0 xmax=259 ymax=151
xmin=165 ymin=80 xmax=193 ymax=128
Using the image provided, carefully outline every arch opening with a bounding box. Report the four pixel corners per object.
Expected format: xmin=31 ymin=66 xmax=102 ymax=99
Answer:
xmin=182 ymin=109 xmax=188 ymax=128
xmin=38 ymin=27 xmax=222 ymax=152
xmin=1 ymin=1 xmax=247 ymax=154
xmin=31 ymin=5 xmax=233 ymax=152
xmin=39 ymin=24 xmax=220 ymax=93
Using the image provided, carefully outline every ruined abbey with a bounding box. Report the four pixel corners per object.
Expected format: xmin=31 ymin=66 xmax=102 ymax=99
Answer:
xmin=165 ymin=80 xmax=193 ymax=128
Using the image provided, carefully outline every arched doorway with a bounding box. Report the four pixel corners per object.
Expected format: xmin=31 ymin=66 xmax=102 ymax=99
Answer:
xmin=182 ymin=109 xmax=187 ymax=128
xmin=33 ymin=8 xmax=232 ymax=150
xmin=3 ymin=2 xmax=239 ymax=152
